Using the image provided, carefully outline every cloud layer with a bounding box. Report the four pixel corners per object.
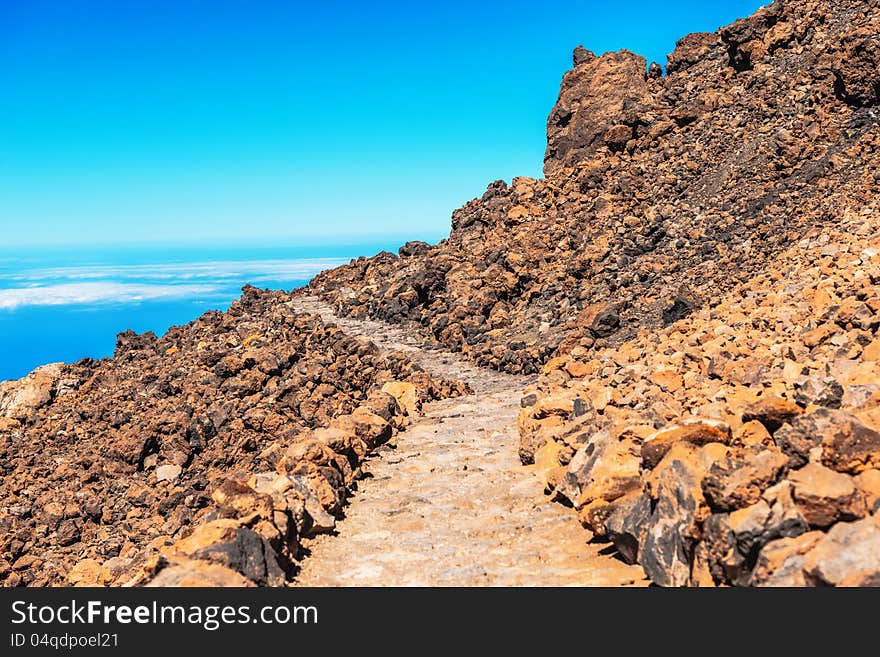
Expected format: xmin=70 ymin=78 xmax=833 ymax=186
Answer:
xmin=0 ymin=258 xmax=347 ymax=310
xmin=0 ymin=282 xmax=221 ymax=310
xmin=0 ymin=259 xmax=349 ymax=283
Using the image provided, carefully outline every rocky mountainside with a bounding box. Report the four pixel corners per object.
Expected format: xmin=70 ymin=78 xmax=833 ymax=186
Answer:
xmin=308 ymin=0 xmax=880 ymax=586
xmin=310 ymin=0 xmax=879 ymax=376
xmin=0 ymin=287 xmax=467 ymax=586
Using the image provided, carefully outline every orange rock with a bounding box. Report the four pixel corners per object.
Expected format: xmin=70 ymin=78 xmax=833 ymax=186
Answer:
xmin=145 ymin=557 xmax=254 ymax=587
xmin=67 ymin=559 xmax=112 ymax=587
xmin=741 ymin=396 xmax=803 ymax=433
xmin=533 ymin=440 xmax=564 ymax=482
xmin=802 ymin=323 xmax=838 ymax=348
xmin=789 ymin=463 xmax=867 ymax=528
xmin=565 ymin=359 xmax=592 ymax=378
xmin=734 ymin=420 xmax=773 ymax=447
xmin=651 ymin=369 xmax=683 ymax=393
xmin=381 ymin=381 xmax=420 ymax=416
xmin=641 ymin=420 xmax=731 ymax=469
xmin=861 ymin=339 xmax=880 ymax=361
xmin=854 ymin=469 xmax=880 ymax=512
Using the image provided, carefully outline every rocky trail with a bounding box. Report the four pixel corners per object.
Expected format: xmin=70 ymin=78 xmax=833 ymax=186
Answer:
xmin=289 ymin=297 xmax=646 ymax=586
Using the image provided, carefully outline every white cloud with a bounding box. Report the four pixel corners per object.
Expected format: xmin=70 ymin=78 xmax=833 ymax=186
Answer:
xmin=0 ymin=257 xmax=349 ymax=310
xmin=0 ymin=282 xmax=223 ymax=310
xmin=2 ymin=259 xmax=349 ymax=284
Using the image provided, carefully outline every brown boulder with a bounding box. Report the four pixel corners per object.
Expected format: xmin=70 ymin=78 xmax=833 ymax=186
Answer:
xmin=575 ymin=302 xmax=620 ymax=338
xmin=854 ymin=469 xmax=880 ymax=513
xmin=741 ymin=396 xmax=802 ymax=433
xmin=832 ymin=32 xmax=880 ymax=107
xmin=789 ymin=463 xmax=867 ymax=528
xmin=145 ymin=556 xmax=254 ymax=587
xmin=641 ymin=420 xmax=731 ymax=469
xmin=172 ymin=519 xmax=287 ymax=586
xmin=666 ymin=32 xmax=723 ymax=74
xmin=381 ymin=381 xmax=421 ymax=416
xmin=0 ymin=363 xmax=63 ymax=422
xmin=555 ymin=431 xmax=641 ymax=509
xmin=750 ymin=531 xmax=825 ymax=587
xmin=331 ymin=407 xmax=393 ymax=448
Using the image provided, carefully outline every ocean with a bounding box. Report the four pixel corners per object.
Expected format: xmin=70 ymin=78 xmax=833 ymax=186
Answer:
xmin=0 ymin=242 xmax=399 ymax=382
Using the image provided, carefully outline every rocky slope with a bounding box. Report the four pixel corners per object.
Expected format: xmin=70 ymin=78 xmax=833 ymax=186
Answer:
xmin=310 ymin=0 xmax=879 ymax=376
xmin=519 ymin=212 xmax=880 ymax=586
xmin=308 ymin=0 xmax=880 ymax=585
xmin=0 ymin=286 xmax=467 ymax=586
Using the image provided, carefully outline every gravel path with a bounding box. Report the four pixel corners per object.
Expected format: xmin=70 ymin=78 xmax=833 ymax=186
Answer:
xmin=289 ymin=297 xmax=647 ymax=586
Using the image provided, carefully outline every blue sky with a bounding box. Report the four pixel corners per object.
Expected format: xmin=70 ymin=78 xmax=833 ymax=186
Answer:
xmin=0 ymin=0 xmax=764 ymax=248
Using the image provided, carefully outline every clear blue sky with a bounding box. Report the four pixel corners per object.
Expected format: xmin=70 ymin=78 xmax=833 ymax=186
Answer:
xmin=1 ymin=0 xmax=764 ymax=248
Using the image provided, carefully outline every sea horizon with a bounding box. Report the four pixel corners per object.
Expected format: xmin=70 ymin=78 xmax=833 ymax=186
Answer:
xmin=0 ymin=238 xmax=433 ymax=382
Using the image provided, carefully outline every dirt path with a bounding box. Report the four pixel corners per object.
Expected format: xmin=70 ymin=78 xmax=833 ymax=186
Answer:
xmin=289 ymin=297 xmax=646 ymax=586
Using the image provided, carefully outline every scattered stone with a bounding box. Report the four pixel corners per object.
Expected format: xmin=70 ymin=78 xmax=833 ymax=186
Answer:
xmin=794 ymin=375 xmax=844 ymax=409
xmin=155 ymin=464 xmax=182 ymax=482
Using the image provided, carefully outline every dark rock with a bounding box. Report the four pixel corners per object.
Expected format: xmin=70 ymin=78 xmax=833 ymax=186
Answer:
xmin=398 ymin=241 xmax=430 ymax=257
xmin=832 ymin=33 xmax=880 ymax=107
xmin=641 ymin=459 xmax=703 ymax=587
xmin=794 ymin=375 xmax=844 ymax=408
xmin=667 ymin=32 xmax=722 ymax=74
xmin=184 ymin=524 xmax=286 ymax=586
xmin=702 ymin=447 xmax=789 ymax=512
xmin=661 ymin=293 xmax=694 ymax=326
xmin=576 ymin=302 xmax=620 ymax=338
xmin=572 ymin=45 xmax=595 ymax=67
xmin=605 ymin=492 xmax=651 ymax=565
xmin=774 ymin=408 xmax=880 ymax=473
